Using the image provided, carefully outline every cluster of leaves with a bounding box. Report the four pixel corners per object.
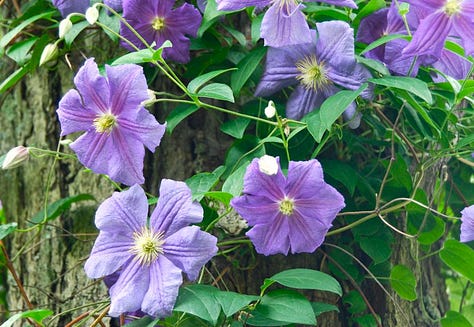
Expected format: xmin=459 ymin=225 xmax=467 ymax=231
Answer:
xmin=1 ymin=0 xmax=474 ymax=326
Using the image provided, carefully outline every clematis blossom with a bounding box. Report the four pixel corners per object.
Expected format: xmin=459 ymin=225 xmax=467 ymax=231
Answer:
xmin=120 ymin=0 xmax=202 ymax=63
xmin=84 ymin=181 xmax=218 ymax=317
xmin=460 ymin=205 xmax=474 ymax=242
xmin=57 ymin=58 xmax=165 ymax=186
xmin=231 ymin=156 xmax=345 ymax=256
xmin=402 ymin=0 xmax=474 ymax=57
xmin=255 ymin=20 xmax=372 ymax=128
xmin=216 ymin=0 xmax=357 ymax=48
xmin=52 ymin=0 xmax=90 ymax=17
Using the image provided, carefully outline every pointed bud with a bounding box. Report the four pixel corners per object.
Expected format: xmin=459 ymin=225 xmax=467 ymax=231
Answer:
xmin=58 ymin=18 xmax=73 ymax=38
xmin=1 ymin=146 xmax=29 ymax=170
xmin=39 ymin=43 xmax=59 ymax=66
xmin=85 ymin=6 xmax=99 ymax=25
xmin=264 ymin=100 xmax=276 ymax=119
xmin=258 ymin=155 xmax=279 ymax=176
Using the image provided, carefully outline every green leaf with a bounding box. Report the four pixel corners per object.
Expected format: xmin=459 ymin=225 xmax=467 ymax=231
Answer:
xmin=174 ymin=285 xmax=221 ymax=325
xmin=311 ymin=302 xmax=339 ymax=316
xmin=304 ymin=84 xmax=368 ymax=142
xmin=6 ymin=37 xmax=37 ymax=65
xmin=359 ymin=235 xmax=392 ymax=264
xmin=188 ymin=68 xmax=235 ymax=93
xmin=222 ymin=162 xmax=250 ymax=197
xmin=214 ymin=291 xmax=259 ymax=317
xmin=0 ymin=65 xmax=32 ymax=94
xmin=343 ymin=290 xmax=367 ymax=314
xmin=0 ymin=11 xmax=56 ymax=55
xmin=222 ymin=25 xmax=247 ymax=46
xmin=0 ymin=222 xmax=17 ymax=240
xmin=64 ymin=20 xmax=89 ymax=47
xmin=1 ymin=309 xmax=53 ymax=327
xmin=204 ymin=191 xmax=233 ymax=206
xmin=186 ymin=172 xmax=220 ymax=201
xmin=321 ymin=160 xmax=358 ymax=196
xmin=198 ymin=0 xmax=229 ymax=36
xmin=221 ymin=117 xmax=251 ymax=139
xmin=360 ymin=34 xmax=409 ymax=56
xmin=111 ymin=48 xmax=155 ymax=65
xmin=250 ymin=289 xmax=316 ymax=326
xmin=356 ymin=55 xmax=390 ymax=76
xmin=390 ymin=265 xmax=417 ymax=301
xmin=369 ymin=76 xmax=433 ymax=104
xmin=268 ymin=268 xmax=342 ymax=296
xmin=197 ymin=83 xmax=235 ymax=102
xmin=440 ymin=240 xmax=474 ymax=283
xmin=166 ymin=104 xmax=199 ymax=134
xmin=123 ymin=316 xmax=160 ymax=327
xmin=28 ymin=194 xmax=95 ymax=226
xmin=231 ymin=47 xmax=267 ymax=95
xmin=441 ymin=311 xmax=473 ymax=327
xmin=353 ymin=0 xmax=386 ymax=26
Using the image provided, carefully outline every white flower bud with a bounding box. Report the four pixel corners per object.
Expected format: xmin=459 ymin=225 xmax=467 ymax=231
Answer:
xmin=258 ymin=155 xmax=279 ymax=176
xmin=85 ymin=6 xmax=99 ymax=25
xmin=264 ymin=100 xmax=276 ymax=119
xmin=1 ymin=146 xmax=29 ymax=170
xmin=58 ymin=18 xmax=73 ymax=38
xmin=39 ymin=43 xmax=59 ymax=66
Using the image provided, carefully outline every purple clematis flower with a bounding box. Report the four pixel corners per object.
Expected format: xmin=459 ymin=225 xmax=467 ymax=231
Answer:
xmin=104 ymin=0 xmax=122 ymax=12
xmin=120 ymin=0 xmax=202 ymax=63
xmin=52 ymin=0 xmax=90 ymax=17
xmin=57 ymin=58 xmax=165 ymax=186
xmin=84 ymin=181 xmax=218 ymax=317
xmin=460 ymin=205 xmax=474 ymax=242
xmin=402 ymin=0 xmax=474 ymax=57
xmin=255 ymin=21 xmax=372 ymax=128
xmin=231 ymin=156 xmax=345 ymax=256
xmin=216 ymin=0 xmax=357 ymax=48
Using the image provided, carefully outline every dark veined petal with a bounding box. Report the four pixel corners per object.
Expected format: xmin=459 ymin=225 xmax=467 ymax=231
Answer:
xmin=231 ymin=194 xmax=280 ymax=226
xmin=260 ymin=2 xmax=312 ymax=47
xmin=240 ymin=157 xmax=286 ymax=201
xmin=52 ymin=0 xmax=89 ymax=17
xmin=94 ymin=184 xmax=148 ymax=233
xmin=56 ymin=89 xmax=96 ymax=136
xmin=317 ymin=0 xmax=357 ymax=9
xmin=163 ymin=226 xmax=217 ymax=280
xmin=453 ymin=14 xmax=474 ymax=55
xmin=84 ymin=232 xmax=134 ymax=278
xmin=108 ymin=258 xmax=150 ymax=316
xmin=287 ymin=210 xmax=329 ymax=254
xmin=141 ymin=256 xmax=183 ymax=317
xmin=216 ymin=0 xmax=270 ymax=11
xmin=316 ymin=21 xmax=355 ymax=67
xmin=166 ymin=2 xmax=202 ymax=37
xmin=246 ymin=215 xmax=291 ymax=255
xmin=150 ymin=179 xmax=203 ymax=237
xmin=286 ymin=85 xmax=332 ymax=120
xmin=286 ymin=160 xmax=324 ymax=199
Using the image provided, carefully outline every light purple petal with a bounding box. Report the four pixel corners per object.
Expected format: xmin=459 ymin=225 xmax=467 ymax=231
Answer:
xmin=118 ymin=108 xmax=166 ymax=151
xmin=246 ymin=215 xmax=291 ymax=255
xmin=163 ymin=226 xmax=217 ymax=280
xmin=287 ymin=211 xmax=329 ymax=253
xmin=52 ymin=0 xmax=90 ymax=16
xmin=216 ymin=0 xmax=270 ymax=11
xmin=231 ymin=195 xmax=279 ymax=226
xmin=286 ymin=85 xmax=330 ymax=120
xmin=150 ymin=179 xmax=203 ymax=237
xmin=84 ymin=232 xmax=133 ymax=278
xmin=318 ymin=0 xmax=357 ymax=9
xmin=356 ymin=8 xmax=389 ymax=61
xmin=342 ymin=102 xmax=362 ymax=129
xmin=432 ymin=48 xmax=472 ymax=82
xmin=286 ymin=160 xmax=324 ymax=198
xmin=94 ymin=184 xmax=148 ymax=232
xmin=261 ymin=2 xmax=312 ymax=47
xmin=316 ymin=21 xmax=355 ymax=67
xmin=104 ymin=0 xmax=122 ymax=11
xmin=240 ymin=157 xmax=286 ymax=201
xmin=57 ymin=89 xmax=96 ymax=136
xmin=109 ymin=258 xmax=150 ymax=316
xmin=403 ymin=0 xmax=444 ymax=10
xmin=141 ymin=256 xmax=183 ymax=317
xmin=453 ymin=14 xmax=474 ymax=55
xmin=167 ymin=3 xmax=201 ymax=37
xmin=460 ymin=205 xmax=474 ymax=243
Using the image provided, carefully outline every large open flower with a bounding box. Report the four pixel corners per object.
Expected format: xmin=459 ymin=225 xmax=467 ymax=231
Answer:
xmin=216 ymin=0 xmax=357 ymax=47
xmin=120 ymin=0 xmax=202 ymax=63
xmin=57 ymin=58 xmax=165 ymax=186
xmin=255 ymin=20 xmax=372 ymax=127
xmin=84 ymin=181 xmax=218 ymax=317
xmin=231 ymin=156 xmax=345 ymax=256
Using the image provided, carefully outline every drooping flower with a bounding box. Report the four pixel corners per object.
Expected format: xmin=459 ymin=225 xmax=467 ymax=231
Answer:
xmin=460 ymin=205 xmax=474 ymax=242
xmin=231 ymin=156 xmax=345 ymax=256
xmin=216 ymin=0 xmax=357 ymax=48
xmin=120 ymin=0 xmax=202 ymax=63
xmin=52 ymin=0 xmax=90 ymax=17
xmin=402 ymin=0 xmax=474 ymax=57
xmin=84 ymin=181 xmax=218 ymax=317
xmin=57 ymin=58 xmax=165 ymax=186
xmin=255 ymin=21 xmax=372 ymax=128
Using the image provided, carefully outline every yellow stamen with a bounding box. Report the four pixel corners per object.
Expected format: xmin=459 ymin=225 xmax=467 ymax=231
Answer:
xmin=93 ymin=113 xmax=117 ymax=134
xmin=443 ymin=0 xmax=461 ymax=16
xmin=295 ymin=55 xmax=331 ymax=92
xmin=152 ymin=17 xmax=165 ymax=31
xmin=279 ymin=198 xmax=294 ymax=216
xmin=130 ymin=227 xmax=165 ymax=266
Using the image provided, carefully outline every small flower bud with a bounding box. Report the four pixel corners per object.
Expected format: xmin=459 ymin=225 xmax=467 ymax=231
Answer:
xmin=58 ymin=18 xmax=73 ymax=38
xmin=141 ymin=89 xmax=157 ymax=107
xmin=39 ymin=43 xmax=59 ymax=66
xmin=59 ymin=139 xmax=73 ymax=146
xmin=258 ymin=155 xmax=279 ymax=176
xmin=264 ymin=100 xmax=276 ymax=119
xmin=284 ymin=124 xmax=290 ymax=137
xmin=1 ymin=146 xmax=29 ymax=170
xmin=85 ymin=6 xmax=99 ymax=25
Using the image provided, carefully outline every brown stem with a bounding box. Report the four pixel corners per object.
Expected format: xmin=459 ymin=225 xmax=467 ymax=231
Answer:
xmin=90 ymin=305 xmax=110 ymax=327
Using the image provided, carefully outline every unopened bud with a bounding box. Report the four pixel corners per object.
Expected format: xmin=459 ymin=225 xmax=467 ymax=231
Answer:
xmin=264 ymin=100 xmax=276 ymax=119
xmin=59 ymin=139 xmax=73 ymax=146
xmin=39 ymin=43 xmax=59 ymax=66
xmin=58 ymin=18 xmax=73 ymax=38
xmin=284 ymin=124 xmax=290 ymax=137
xmin=1 ymin=146 xmax=29 ymax=170
xmin=85 ymin=6 xmax=99 ymax=25
xmin=258 ymin=155 xmax=279 ymax=176
xmin=141 ymin=89 xmax=157 ymax=107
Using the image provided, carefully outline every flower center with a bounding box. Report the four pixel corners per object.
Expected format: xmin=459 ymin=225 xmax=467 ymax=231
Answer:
xmin=93 ymin=113 xmax=117 ymax=134
xmin=152 ymin=17 xmax=165 ymax=31
xmin=295 ymin=55 xmax=330 ymax=92
xmin=443 ymin=0 xmax=461 ymax=16
xmin=279 ymin=198 xmax=294 ymax=216
xmin=130 ymin=227 xmax=165 ymax=266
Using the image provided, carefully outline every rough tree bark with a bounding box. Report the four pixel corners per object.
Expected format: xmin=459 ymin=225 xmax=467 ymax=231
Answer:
xmin=0 ymin=2 xmax=449 ymax=327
